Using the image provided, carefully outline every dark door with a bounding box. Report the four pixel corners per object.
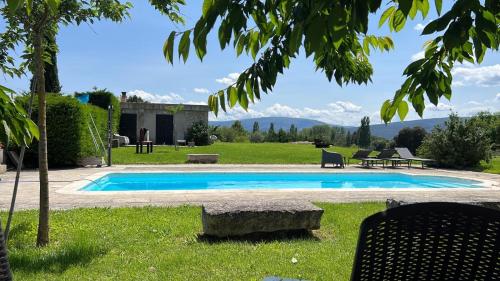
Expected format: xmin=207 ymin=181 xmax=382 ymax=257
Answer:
xmin=119 ymin=113 xmax=137 ymax=144
xmin=156 ymin=114 xmax=174 ymax=145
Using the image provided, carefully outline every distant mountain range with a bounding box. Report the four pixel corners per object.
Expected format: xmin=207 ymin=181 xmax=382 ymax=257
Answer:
xmin=209 ymin=117 xmax=450 ymax=139
xmin=210 ymin=117 xmax=328 ymax=131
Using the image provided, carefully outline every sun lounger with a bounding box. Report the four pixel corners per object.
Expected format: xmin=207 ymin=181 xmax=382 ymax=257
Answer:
xmin=346 ymin=149 xmax=372 ymax=166
xmin=360 ymin=149 xmax=397 ymax=167
xmin=395 ymin=147 xmax=435 ymax=168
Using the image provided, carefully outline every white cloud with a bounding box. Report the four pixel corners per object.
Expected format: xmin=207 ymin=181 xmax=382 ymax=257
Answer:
xmin=184 ymin=101 xmax=208 ymax=105
xmin=328 ymin=101 xmax=362 ymax=112
xmin=452 ymin=64 xmax=500 ymax=87
xmin=495 ymin=93 xmax=500 ymax=102
xmin=426 ymin=102 xmax=455 ymax=112
xmin=411 ymin=50 xmax=425 ymax=61
xmin=193 ymin=88 xmax=210 ymax=94
xmin=414 ymin=23 xmax=425 ymax=31
xmin=215 ymin=72 xmax=240 ymax=86
xmin=210 ymin=101 xmax=368 ymax=126
xmin=127 ymin=90 xmax=185 ymax=103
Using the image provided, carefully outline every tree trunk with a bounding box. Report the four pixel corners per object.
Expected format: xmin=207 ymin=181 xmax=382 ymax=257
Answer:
xmin=34 ymin=30 xmax=49 ymax=247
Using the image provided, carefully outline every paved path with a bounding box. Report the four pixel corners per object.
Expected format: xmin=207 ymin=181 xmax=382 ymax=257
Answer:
xmin=1 ymin=165 xmax=499 ymax=210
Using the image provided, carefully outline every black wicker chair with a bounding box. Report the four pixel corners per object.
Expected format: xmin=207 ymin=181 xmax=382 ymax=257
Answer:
xmin=350 ymin=202 xmax=500 ymax=281
xmin=0 ymin=222 xmax=12 ymax=281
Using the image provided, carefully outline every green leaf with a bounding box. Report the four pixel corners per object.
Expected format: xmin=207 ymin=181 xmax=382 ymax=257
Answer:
xmin=178 ymin=31 xmax=191 ymax=63
xmin=25 ymin=0 xmax=32 ymax=14
xmin=392 ymin=9 xmax=407 ymax=32
xmin=218 ymin=91 xmax=226 ymax=112
xmin=380 ymin=100 xmax=392 ymax=123
xmin=434 ymin=0 xmax=442 ymax=16
xmin=228 ymin=87 xmax=238 ymax=107
xmin=7 ymin=0 xmax=22 ymax=12
xmin=238 ymin=89 xmax=249 ymax=109
xmin=202 ymin=0 xmax=213 ymax=18
xmin=379 ymin=6 xmax=395 ymax=27
xmin=46 ymin=0 xmax=60 ymax=12
xmin=163 ymin=31 xmax=176 ymax=64
xmin=288 ymin=24 xmax=303 ymax=55
xmin=397 ymin=100 xmax=409 ymax=121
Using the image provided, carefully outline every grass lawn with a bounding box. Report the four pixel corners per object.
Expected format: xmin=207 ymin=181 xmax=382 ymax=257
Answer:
xmin=479 ymin=157 xmax=500 ymax=174
xmin=2 ymin=203 xmax=384 ymax=280
xmin=112 ymin=142 xmax=358 ymax=164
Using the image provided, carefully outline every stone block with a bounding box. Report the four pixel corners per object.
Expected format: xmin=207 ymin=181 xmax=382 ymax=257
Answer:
xmin=202 ymin=201 xmax=324 ymax=237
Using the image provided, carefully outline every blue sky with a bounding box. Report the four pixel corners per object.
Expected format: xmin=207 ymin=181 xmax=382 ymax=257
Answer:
xmin=2 ymin=1 xmax=499 ymax=126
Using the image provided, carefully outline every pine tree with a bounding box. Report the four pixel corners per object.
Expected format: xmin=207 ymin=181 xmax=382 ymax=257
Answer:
xmin=278 ymin=128 xmax=288 ymax=143
xmin=288 ymin=124 xmax=297 ymax=141
xmin=357 ymin=116 xmax=371 ymax=148
xmin=252 ymin=121 xmax=260 ymax=133
xmin=266 ymin=123 xmax=277 ymax=142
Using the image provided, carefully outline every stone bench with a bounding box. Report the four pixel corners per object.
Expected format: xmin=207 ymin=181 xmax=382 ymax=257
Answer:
xmin=202 ymin=201 xmax=324 ymax=237
xmin=386 ymin=198 xmax=500 ymax=211
xmin=187 ymin=154 xmax=219 ymax=163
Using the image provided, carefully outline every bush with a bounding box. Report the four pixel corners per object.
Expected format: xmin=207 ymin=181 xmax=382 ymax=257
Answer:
xmin=249 ymin=132 xmax=264 ymax=143
xmin=418 ymin=114 xmax=492 ymax=169
xmin=217 ymin=127 xmax=236 ymax=142
xmin=186 ymin=121 xmax=210 ymax=146
xmin=18 ymin=94 xmax=109 ymax=167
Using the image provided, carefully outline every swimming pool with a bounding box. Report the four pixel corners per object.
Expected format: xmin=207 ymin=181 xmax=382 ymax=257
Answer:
xmin=80 ymin=172 xmax=483 ymax=192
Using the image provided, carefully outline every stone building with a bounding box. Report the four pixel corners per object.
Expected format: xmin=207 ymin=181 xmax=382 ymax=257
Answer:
xmin=118 ymin=93 xmax=209 ymax=144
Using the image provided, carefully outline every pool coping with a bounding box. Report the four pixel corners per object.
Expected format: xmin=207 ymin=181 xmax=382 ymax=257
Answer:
xmin=58 ymin=168 xmax=498 ymax=196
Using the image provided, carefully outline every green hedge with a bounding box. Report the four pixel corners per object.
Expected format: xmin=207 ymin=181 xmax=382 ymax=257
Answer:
xmin=18 ymin=94 xmax=110 ymax=167
xmin=75 ymin=89 xmax=120 ymax=132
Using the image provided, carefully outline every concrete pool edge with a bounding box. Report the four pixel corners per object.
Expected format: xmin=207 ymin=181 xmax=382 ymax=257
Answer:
xmin=58 ymin=167 xmax=498 ymax=196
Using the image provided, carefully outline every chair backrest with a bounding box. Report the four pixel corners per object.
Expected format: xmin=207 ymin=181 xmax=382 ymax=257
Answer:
xmin=352 ymin=149 xmax=372 ymax=159
xmin=0 ymin=222 xmax=12 ymax=281
xmin=376 ymin=149 xmax=396 ymax=159
xmin=395 ymin=147 xmax=414 ymax=159
xmin=350 ymin=202 xmax=500 ymax=281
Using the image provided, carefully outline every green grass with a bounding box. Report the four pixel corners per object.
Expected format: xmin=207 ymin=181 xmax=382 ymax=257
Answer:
xmin=478 ymin=156 xmax=500 ymax=174
xmin=113 ymin=142 xmax=358 ymax=164
xmin=2 ymin=203 xmax=384 ymax=280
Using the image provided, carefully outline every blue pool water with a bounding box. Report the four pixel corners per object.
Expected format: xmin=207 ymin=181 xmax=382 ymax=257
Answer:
xmin=81 ymin=173 xmax=482 ymax=191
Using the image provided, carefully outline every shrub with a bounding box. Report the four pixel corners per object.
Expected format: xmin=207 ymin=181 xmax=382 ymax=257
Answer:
xmin=249 ymin=132 xmax=264 ymax=143
xmin=18 ymin=94 xmax=109 ymax=167
xmin=393 ymin=126 xmax=427 ymax=154
xmin=186 ymin=121 xmax=210 ymax=146
xmin=418 ymin=114 xmax=492 ymax=169
xmin=217 ymin=127 xmax=236 ymax=142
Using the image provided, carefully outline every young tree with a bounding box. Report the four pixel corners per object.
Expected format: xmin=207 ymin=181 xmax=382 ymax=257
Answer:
xmin=165 ymin=1 xmax=499 ymax=123
xmin=357 ymin=116 xmax=371 ymax=148
xmin=266 ymin=122 xmax=276 ymax=142
xmin=252 ymin=121 xmax=260 ymax=133
xmin=1 ymin=0 xmax=133 ymax=246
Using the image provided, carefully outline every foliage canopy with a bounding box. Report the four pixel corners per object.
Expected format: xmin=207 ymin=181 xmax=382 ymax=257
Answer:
xmin=164 ymin=0 xmax=499 ymax=123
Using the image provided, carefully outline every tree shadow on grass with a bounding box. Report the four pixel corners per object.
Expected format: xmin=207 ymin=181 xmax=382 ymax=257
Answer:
xmin=9 ymin=239 xmax=108 ymax=274
xmin=198 ymin=229 xmax=321 ymax=244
